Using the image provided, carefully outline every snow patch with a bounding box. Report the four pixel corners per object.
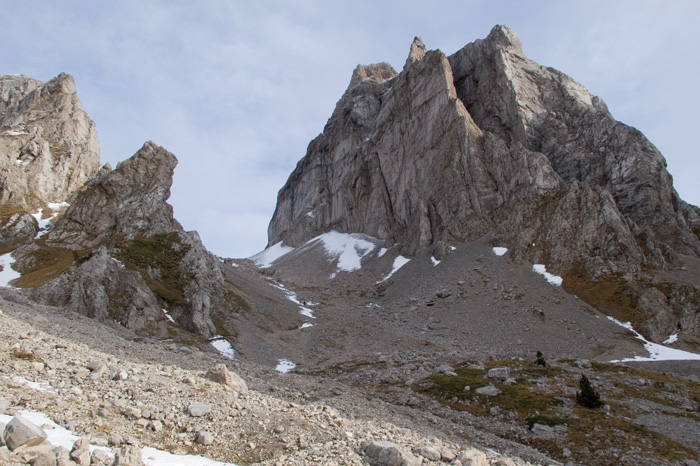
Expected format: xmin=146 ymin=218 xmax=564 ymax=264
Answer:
xmin=276 ymin=359 xmax=296 ymax=373
xmin=377 ymin=248 xmax=388 ymax=258
xmin=430 ymin=257 xmax=441 ymax=266
xmin=492 ymin=247 xmax=508 ymax=256
xmin=532 ymin=264 xmax=562 ymax=286
xmin=300 ymin=322 xmax=313 ymax=329
xmin=32 ymin=211 xmax=52 ymax=237
xmin=0 ymin=410 xmax=237 ymax=465
xmin=0 ymin=411 xmax=84 ymax=454
xmin=313 ymin=231 xmax=377 ymax=274
xmin=142 ymin=447 xmax=238 ymax=466
xmin=31 ymin=204 xmax=68 ymax=239
xmin=379 ymin=256 xmax=410 ymax=282
xmin=271 ymin=283 xmax=315 ymax=319
xmin=5 ymin=376 xmax=56 ymax=393
xmin=250 ymin=242 xmax=294 ymax=268
xmin=664 ymin=333 xmax=679 ymax=344
xmin=210 ymin=337 xmax=235 ymax=360
xmin=162 ymin=309 xmax=176 ymax=324
xmin=112 ymin=257 xmax=125 ymax=268
xmin=607 ymin=317 xmax=700 ymax=362
xmin=0 ymin=253 xmax=20 ymax=287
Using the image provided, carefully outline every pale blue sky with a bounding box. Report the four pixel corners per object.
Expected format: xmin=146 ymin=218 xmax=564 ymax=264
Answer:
xmin=2 ymin=1 xmax=699 ymax=257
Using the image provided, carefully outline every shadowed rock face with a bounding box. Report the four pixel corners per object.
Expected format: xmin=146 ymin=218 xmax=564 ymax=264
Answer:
xmin=0 ymin=73 xmax=100 ymax=209
xmin=267 ymin=25 xmax=700 ymax=339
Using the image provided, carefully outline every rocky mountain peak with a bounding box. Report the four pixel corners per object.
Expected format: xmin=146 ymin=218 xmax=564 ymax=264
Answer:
xmin=348 ymin=63 xmax=397 ymax=89
xmin=405 ymin=36 xmax=427 ymax=67
xmin=0 ymin=75 xmax=42 ymax=115
xmin=267 ymin=26 xmax=700 ymax=340
xmin=0 ymin=72 xmax=100 ymax=211
xmin=3 ymin=138 xmax=234 ymax=338
xmin=483 ymin=24 xmax=523 ymax=53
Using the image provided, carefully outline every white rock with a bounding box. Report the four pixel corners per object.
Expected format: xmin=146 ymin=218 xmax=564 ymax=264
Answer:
xmin=475 ymin=384 xmax=501 ymax=396
xmin=187 ymin=402 xmax=211 ymax=417
xmin=413 ymin=444 xmax=441 ymax=461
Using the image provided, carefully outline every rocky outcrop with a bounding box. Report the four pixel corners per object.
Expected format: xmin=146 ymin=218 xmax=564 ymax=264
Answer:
xmin=42 ymin=141 xmax=180 ymax=250
xmin=447 ymin=25 xmax=700 ymax=266
xmin=267 ymin=25 xmax=700 ymax=339
xmin=0 ymin=73 xmax=100 ymax=210
xmin=14 ymin=142 xmax=228 ymax=337
xmin=29 ymin=246 xmax=169 ymax=336
xmin=0 ymin=214 xmax=37 ymax=250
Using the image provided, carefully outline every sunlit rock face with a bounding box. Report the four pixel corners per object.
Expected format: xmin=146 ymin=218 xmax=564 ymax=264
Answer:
xmin=268 ymin=25 xmax=700 ymax=339
xmin=0 ymin=73 xmax=101 ymax=209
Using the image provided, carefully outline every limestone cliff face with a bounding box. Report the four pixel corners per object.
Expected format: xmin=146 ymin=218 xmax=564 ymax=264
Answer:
xmin=16 ymin=142 xmax=227 ymax=337
xmin=42 ymin=141 xmax=181 ymax=250
xmin=268 ymin=26 xmax=700 ymax=339
xmin=447 ymin=26 xmax=700 ymax=266
xmin=0 ymin=73 xmax=100 ymax=209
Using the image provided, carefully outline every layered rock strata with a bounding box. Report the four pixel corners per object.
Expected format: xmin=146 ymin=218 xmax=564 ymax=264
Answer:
xmin=0 ymin=73 xmax=100 ymax=209
xmin=268 ymin=26 xmax=700 ymax=339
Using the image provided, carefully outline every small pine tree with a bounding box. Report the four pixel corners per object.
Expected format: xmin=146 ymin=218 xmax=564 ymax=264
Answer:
xmin=535 ymin=350 xmax=547 ymax=367
xmin=576 ymin=374 xmax=602 ymax=408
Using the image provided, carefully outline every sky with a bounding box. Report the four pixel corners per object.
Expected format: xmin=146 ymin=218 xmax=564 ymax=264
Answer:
xmin=2 ymin=1 xmax=699 ymax=258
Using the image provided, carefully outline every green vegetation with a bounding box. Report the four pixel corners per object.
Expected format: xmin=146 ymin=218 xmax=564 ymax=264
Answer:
xmin=535 ymin=350 xmax=547 ymax=367
xmin=576 ymin=374 xmax=602 ymax=408
xmin=415 ymin=358 xmax=699 ymax=465
xmin=562 ymin=268 xmax=639 ymax=324
xmin=416 ymin=360 xmax=563 ymax=418
xmin=13 ymin=245 xmax=76 ymax=288
xmin=114 ymin=233 xmax=192 ymax=308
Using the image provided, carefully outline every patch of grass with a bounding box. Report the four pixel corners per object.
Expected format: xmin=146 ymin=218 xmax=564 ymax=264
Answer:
xmin=12 ymin=246 xmax=75 ymax=288
xmin=225 ymin=287 xmax=252 ymax=313
xmin=416 ymin=358 xmax=700 ymax=464
xmin=417 ymin=361 xmax=563 ymax=419
xmin=114 ymin=233 xmax=192 ymax=308
xmin=565 ymin=408 xmax=695 ymax=462
xmin=0 ymin=202 xmax=29 ymax=220
xmin=562 ymin=267 xmax=640 ymax=324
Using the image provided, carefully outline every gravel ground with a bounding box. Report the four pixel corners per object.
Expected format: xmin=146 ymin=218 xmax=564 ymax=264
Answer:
xmin=0 ymin=291 xmax=547 ymax=466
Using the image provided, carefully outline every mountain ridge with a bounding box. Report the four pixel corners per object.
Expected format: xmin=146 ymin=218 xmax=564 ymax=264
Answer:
xmin=1 ymin=25 xmax=700 ymax=466
xmin=266 ymin=25 xmax=700 ymax=342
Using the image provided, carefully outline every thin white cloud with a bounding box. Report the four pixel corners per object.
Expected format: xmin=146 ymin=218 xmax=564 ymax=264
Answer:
xmin=1 ymin=1 xmax=698 ymax=258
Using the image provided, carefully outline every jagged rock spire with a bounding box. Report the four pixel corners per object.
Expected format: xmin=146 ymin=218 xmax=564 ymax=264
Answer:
xmin=405 ymin=36 xmax=426 ymax=67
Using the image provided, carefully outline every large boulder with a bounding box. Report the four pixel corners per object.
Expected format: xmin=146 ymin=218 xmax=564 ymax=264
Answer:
xmin=3 ymin=415 xmax=47 ymax=451
xmin=113 ymin=445 xmax=144 ymax=466
xmin=205 ymin=363 xmax=248 ymax=393
xmin=361 ymin=440 xmax=422 ymax=466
